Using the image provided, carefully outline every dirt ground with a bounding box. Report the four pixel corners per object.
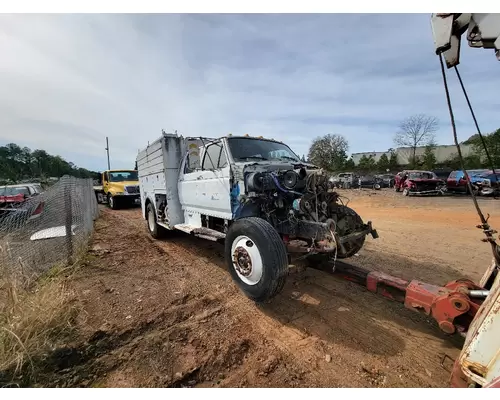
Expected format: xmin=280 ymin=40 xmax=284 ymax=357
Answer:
xmin=43 ymin=189 xmax=499 ymax=388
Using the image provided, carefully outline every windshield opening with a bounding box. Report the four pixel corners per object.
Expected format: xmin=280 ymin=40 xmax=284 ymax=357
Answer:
xmin=0 ymin=187 xmax=30 ymax=196
xmin=109 ymin=171 xmax=138 ymax=182
xmin=227 ymin=138 xmax=300 ymax=162
xmin=408 ymin=172 xmax=436 ymax=180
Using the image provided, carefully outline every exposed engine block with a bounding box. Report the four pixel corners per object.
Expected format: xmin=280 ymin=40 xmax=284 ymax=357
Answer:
xmin=240 ymin=163 xmax=375 ymax=258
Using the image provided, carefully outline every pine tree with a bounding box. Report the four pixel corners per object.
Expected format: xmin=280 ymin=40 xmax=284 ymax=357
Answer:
xmin=377 ymin=153 xmax=390 ymax=171
xmin=422 ymin=145 xmax=437 ymax=170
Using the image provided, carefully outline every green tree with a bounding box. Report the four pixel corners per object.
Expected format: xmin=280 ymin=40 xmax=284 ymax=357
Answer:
xmin=422 ymin=145 xmax=437 ymax=170
xmin=0 ymin=142 xmax=98 ymax=183
xmin=32 ymin=149 xmax=51 ymax=177
xmin=357 ymin=155 xmax=377 ymax=171
xmin=445 ymin=153 xmax=483 ymax=170
xmin=466 ymin=128 xmax=500 ymax=167
xmin=377 ymin=153 xmax=390 ymax=171
xmin=409 ymin=155 xmax=424 ymax=168
xmin=307 ymin=134 xmax=349 ymax=171
xmin=388 ymin=149 xmax=399 ymax=170
xmin=344 ymin=158 xmax=356 ymax=171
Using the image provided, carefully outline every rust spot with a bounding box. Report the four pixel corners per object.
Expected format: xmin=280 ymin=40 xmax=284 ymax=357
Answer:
xmin=462 ymin=360 xmax=488 ymax=378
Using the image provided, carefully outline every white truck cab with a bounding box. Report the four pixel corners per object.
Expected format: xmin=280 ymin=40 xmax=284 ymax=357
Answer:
xmin=137 ymin=132 xmax=378 ymax=302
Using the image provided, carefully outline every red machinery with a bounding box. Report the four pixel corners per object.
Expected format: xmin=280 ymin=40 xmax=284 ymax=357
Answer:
xmin=310 ymin=256 xmax=497 ymax=387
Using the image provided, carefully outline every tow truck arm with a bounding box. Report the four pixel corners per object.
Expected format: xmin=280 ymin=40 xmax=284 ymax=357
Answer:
xmin=314 ymin=262 xmax=487 ymax=336
xmin=309 ymin=259 xmax=499 ymax=388
xmin=431 ymin=13 xmax=500 ymax=68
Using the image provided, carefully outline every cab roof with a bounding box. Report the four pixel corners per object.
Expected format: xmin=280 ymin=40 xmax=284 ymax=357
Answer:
xmin=224 ymin=134 xmax=283 ymax=144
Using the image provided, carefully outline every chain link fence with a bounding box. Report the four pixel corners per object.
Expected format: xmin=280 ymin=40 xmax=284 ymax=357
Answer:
xmin=0 ymin=176 xmax=99 ymax=287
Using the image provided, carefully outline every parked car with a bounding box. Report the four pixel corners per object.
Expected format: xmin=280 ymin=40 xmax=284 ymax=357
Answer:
xmin=329 ymin=172 xmax=359 ymax=189
xmin=0 ymin=183 xmax=42 ymax=197
xmin=394 ymin=170 xmax=447 ymax=196
xmin=446 ymin=169 xmax=490 ymax=194
xmin=474 ymin=171 xmax=500 ymax=196
xmin=354 ymin=175 xmax=383 ymax=190
xmin=0 ymin=184 xmax=44 ymax=224
xmin=375 ymin=174 xmax=395 ymax=188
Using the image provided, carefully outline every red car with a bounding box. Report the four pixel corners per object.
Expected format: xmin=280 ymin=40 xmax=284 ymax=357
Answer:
xmin=394 ymin=170 xmax=447 ymax=196
xmin=0 ymin=184 xmax=45 ymax=222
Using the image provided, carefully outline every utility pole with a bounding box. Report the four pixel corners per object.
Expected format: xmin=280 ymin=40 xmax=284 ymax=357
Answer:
xmin=105 ymin=137 xmax=111 ymax=170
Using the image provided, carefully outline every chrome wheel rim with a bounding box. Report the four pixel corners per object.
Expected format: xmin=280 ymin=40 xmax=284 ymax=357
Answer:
xmin=148 ymin=208 xmax=155 ymax=232
xmin=231 ymin=235 xmax=263 ymax=286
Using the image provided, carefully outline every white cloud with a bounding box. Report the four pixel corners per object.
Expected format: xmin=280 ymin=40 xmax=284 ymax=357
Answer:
xmin=0 ymin=13 xmax=498 ymax=171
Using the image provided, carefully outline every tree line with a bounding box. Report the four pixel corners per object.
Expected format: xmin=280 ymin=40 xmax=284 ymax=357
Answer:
xmin=0 ymin=143 xmax=99 ymax=184
xmin=307 ymin=113 xmax=499 ymax=174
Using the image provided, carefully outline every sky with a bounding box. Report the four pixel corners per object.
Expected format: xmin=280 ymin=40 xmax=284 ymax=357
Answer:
xmin=0 ymin=13 xmax=498 ymax=172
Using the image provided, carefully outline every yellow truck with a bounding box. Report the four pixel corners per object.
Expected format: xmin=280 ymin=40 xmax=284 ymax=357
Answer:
xmin=93 ymin=169 xmax=140 ymax=210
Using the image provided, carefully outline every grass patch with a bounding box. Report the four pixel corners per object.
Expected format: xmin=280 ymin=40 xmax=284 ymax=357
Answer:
xmin=0 ymin=269 xmax=79 ymax=386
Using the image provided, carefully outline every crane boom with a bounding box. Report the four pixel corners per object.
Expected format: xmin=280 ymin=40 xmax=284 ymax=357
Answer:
xmin=431 ymin=13 xmax=500 ymax=68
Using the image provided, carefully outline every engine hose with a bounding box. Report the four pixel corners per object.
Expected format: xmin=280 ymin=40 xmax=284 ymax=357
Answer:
xmin=270 ymin=173 xmax=302 ymax=196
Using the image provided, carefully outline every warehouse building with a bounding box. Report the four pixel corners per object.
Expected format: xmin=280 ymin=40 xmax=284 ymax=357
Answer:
xmin=350 ymin=144 xmax=474 ymax=165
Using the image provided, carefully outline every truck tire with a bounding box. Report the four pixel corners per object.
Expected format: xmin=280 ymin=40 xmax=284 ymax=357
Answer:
xmin=108 ymin=194 xmax=119 ymax=210
xmin=305 ymin=206 xmax=366 ymax=266
xmin=146 ymin=202 xmax=165 ymax=239
xmin=225 ymin=217 xmax=288 ymax=303
xmin=335 ymin=206 xmax=366 ymax=259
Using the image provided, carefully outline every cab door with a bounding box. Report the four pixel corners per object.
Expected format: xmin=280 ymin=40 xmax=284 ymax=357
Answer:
xmin=178 ymin=140 xmax=232 ymax=220
xmin=102 ymin=172 xmax=110 ymax=195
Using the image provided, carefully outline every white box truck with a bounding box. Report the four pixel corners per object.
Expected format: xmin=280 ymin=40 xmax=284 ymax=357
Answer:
xmin=136 ymin=132 xmax=378 ymax=302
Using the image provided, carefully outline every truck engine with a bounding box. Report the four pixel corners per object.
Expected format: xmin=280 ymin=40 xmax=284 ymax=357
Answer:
xmin=239 ymin=162 xmax=378 ymax=259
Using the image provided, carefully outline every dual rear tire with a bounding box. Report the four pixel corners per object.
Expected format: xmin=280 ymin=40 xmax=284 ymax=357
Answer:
xmin=146 ymin=202 xmax=166 ymax=239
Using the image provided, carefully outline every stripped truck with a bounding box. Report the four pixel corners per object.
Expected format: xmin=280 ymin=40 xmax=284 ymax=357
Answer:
xmin=136 ymin=133 xmax=378 ymax=302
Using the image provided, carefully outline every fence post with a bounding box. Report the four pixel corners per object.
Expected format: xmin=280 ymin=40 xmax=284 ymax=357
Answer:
xmin=88 ymin=179 xmax=94 ymax=227
xmin=64 ymin=181 xmax=73 ymax=265
xmin=91 ymin=179 xmax=97 ymax=220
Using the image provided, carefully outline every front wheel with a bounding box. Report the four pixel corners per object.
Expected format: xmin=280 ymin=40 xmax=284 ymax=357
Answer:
xmin=225 ymin=217 xmax=288 ymax=303
xmin=403 ymin=188 xmax=410 ymax=196
xmin=108 ymin=194 xmax=119 ymax=210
